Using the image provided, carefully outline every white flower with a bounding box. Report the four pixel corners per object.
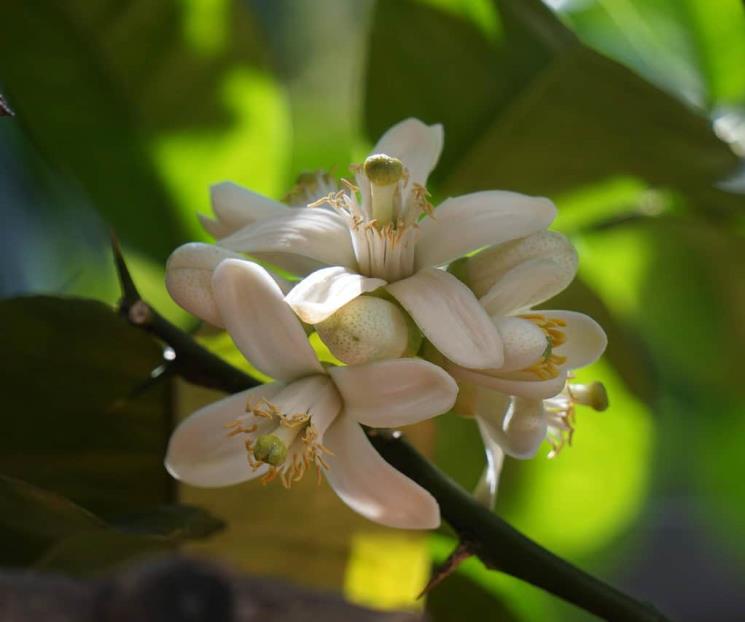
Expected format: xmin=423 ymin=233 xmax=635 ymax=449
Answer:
xmin=471 ymin=380 xmax=609 ymax=508
xmin=164 ymin=258 xmax=457 ymax=529
xmin=174 ymin=118 xmax=556 ymax=370
xmin=443 ymin=231 xmax=607 ymax=401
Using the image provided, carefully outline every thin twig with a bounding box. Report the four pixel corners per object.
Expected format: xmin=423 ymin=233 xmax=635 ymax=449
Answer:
xmin=418 ymin=540 xmax=474 ymax=597
xmin=110 ymin=245 xmax=671 ymax=621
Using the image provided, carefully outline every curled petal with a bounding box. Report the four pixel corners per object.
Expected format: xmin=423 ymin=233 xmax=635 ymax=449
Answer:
xmin=212 ymin=259 xmax=323 ymax=381
xmin=285 ymin=266 xmax=386 ymax=325
xmin=545 ymin=310 xmax=607 ymax=369
xmin=415 ymin=191 xmax=557 ymax=270
xmin=387 ymin=268 xmax=504 ymax=369
xmin=323 ymin=416 xmax=440 ymax=529
xmin=475 ymin=391 xmax=547 ymax=460
xmin=474 ymin=416 xmax=506 ymax=509
xmin=165 ymin=383 xmax=284 ymax=487
xmin=480 ymin=258 xmax=576 ymax=316
xmin=219 ymin=208 xmax=356 ymax=274
xmin=370 ymin=118 xmax=443 ymax=189
xmin=468 ymin=231 xmax=577 ymax=298
xmin=493 ymin=316 xmax=549 ymax=373
xmin=448 ymin=363 xmax=568 ymax=400
xmin=328 ymin=358 xmax=457 ymax=428
xmin=165 ymin=243 xmax=244 ymax=327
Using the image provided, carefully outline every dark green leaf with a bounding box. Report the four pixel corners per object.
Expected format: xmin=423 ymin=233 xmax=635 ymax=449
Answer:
xmin=114 ymin=504 xmax=225 ymax=541
xmin=0 ymin=475 xmax=104 ymax=565
xmin=0 ymin=296 xmax=170 ymax=517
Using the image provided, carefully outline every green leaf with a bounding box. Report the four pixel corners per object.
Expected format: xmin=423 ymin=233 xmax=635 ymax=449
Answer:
xmin=0 ymin=0 xmax=290 ymax=261
xmin=365 ymin=0 xmax=738 ymax=215
xmin=0 ymin=475 xmax=104 ymax=565
xmin=114 ymin=504 xmax=225 ymax=541
xmin=0 ymin=296 xmax=169 ymax=517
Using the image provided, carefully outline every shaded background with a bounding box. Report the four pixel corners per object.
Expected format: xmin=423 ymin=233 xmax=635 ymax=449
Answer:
xmin=1 ymin=0 xmax=744 ymax=620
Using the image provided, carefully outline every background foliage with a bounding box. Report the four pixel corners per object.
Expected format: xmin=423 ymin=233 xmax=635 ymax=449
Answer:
xmin=1 ymin=0 xmax=744 ymax=620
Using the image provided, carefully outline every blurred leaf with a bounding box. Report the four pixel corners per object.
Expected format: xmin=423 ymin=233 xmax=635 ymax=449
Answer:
xmin=114 ymin=504 xmax=225 ymax=540
xmin=0 ymin=0 xmax=290 ymax=261
xmin=0 ymin=475 xmax=104 ymax=565
xmin=555 ymin=0 xmax=745 ymax=107
xmin=36 ymin=530 xmax=172 ymax=574
xmin=426 ymin=568 xmax=520 ymax=622
xmin=0 ymin=296 xmax=169 ymax=517
xmin=365 ymin=0 xmax=739 ymax=218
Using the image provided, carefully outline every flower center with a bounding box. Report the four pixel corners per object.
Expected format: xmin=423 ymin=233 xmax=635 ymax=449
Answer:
xmin=519 ymin=314 xmax=568 ymax=380
xmin=226 ymin=397 xmax=332 ymax=488
xmin=544 ymin=380 xmax=608 ymax=458
xmin=309 ymin=153 xmax=434 ymax=282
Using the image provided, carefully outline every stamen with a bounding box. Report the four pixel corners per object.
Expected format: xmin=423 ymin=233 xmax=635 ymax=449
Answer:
xmin=545 ymin=379 xmax=608 ymax=458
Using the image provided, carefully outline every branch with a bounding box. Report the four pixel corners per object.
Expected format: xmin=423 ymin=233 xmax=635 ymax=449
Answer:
xmin=112 ymin=235 xmax=259 ymax=394
xmin=369 ymin=432 xmax=670 ymax=622
xmin=112 ymin=244 xmax=670 ymax=621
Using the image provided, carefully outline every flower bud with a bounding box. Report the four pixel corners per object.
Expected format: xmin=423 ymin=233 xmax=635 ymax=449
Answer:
xmin=570 ymin=381 xmax=609 ymax=411
xmin=315 ymin=295 xmax=420 ymax=365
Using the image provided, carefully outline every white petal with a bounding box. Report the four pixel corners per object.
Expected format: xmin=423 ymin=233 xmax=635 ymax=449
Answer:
xmin=370 ymin=118 xmax=443 ymax=188
xmin=328 ymin=358 xmax=457 ymax=428
xmin=387 ymin=268 xmax=504 ymax=369
xmin=480 ymin=258 xmax=576 ymax=316
xmin=467 ymin=231 xmax=577 ymax=298
xmin=415 ymin=192 xmax=557 ymax=270
xmin=285 ymin=266 xmax=386 ymax=325
xmin=272 ymin=375 xmax=341 ymax=439
xmin=447 ymin=363 xmax=568 ymax=400
xmin=165 ymin=243 xmax=244 ymax=327
xmin=493 ymin=316 xmax=549 ymax=372
xmin=323 ymin=415 xmax=440 ymax=529
xmin=474 ymin=390 xmax=546 ymax=459
xmin=198 ymin=213 xmax=232 ymax=239
xmin=218 ymin=208 xmax=357 ymax=273
xmin=209 ymin=181 xmax=289 ymax=233
xmin=547 ymin=310 xmax=607 ymax=369
xmin=212 ymin=259 xmax=323 ymax=381
xmin=165 ymin=383 xmax=283 ymax=487
xmin=474 ymin=415 xmax=506 ymax=509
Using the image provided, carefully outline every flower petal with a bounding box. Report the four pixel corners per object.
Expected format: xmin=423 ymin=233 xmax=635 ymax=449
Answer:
xmin=328 ymin=358 xmax=457 ymax=428
xmin=447 ymin=363 xmax=568 ymax=400
xmin=285 ymin=266 xmax=386 ymax=325
xmin=476 ymin=395 xmax=547 ymax=460
xmin=546 ymin=310 xmax=608 ymax=369
xmin=218 ymin=208 xmax=357 ymax=274
xmin=474 ymin=415 xmax=506 ymax=509
xmin=165 ymin=383 xmax=283 ymax=487
xmin=165 ymin=243 xmax=244 ymax=327
xmin=480 ymin=258 xmax=576 ymax=316
xmin=493 ymin=316 xmax=549 ymax=372
xmin=272 ymin=375 xmax=341 ymax=439
xmin=415 ymin=192 xmax=557 ymax=270
xmin=323 ymin=415 xmax=440 ymax=529
xmin=370 ymin=118 xmax=443 ymax=189
xmin=387 ymin=268 xmax=504 ymax=369
xmin=207 ymin=181 xmax=290 ymax=235
xmin=467 ymin=231 xmax=577 ymax=298
xmin=212 ymin=259 xmax=324 ymax=380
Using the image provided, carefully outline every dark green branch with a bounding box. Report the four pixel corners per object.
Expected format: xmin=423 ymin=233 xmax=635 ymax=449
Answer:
xmin=111 ymin=243 xmax=670 ymax=621
xmin=370 ymin=432 xmax=670 ymax=622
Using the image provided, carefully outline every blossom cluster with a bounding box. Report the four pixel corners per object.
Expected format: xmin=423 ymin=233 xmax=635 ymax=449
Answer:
xmin=164 ymin=119 xmax=608 ymax=529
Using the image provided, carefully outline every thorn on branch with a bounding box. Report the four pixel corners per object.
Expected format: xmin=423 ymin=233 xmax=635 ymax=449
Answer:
xmin=418 ymin=540 xmax=474 ymax=598
xmin=110 ymin=230 xmax=141 ymax=308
